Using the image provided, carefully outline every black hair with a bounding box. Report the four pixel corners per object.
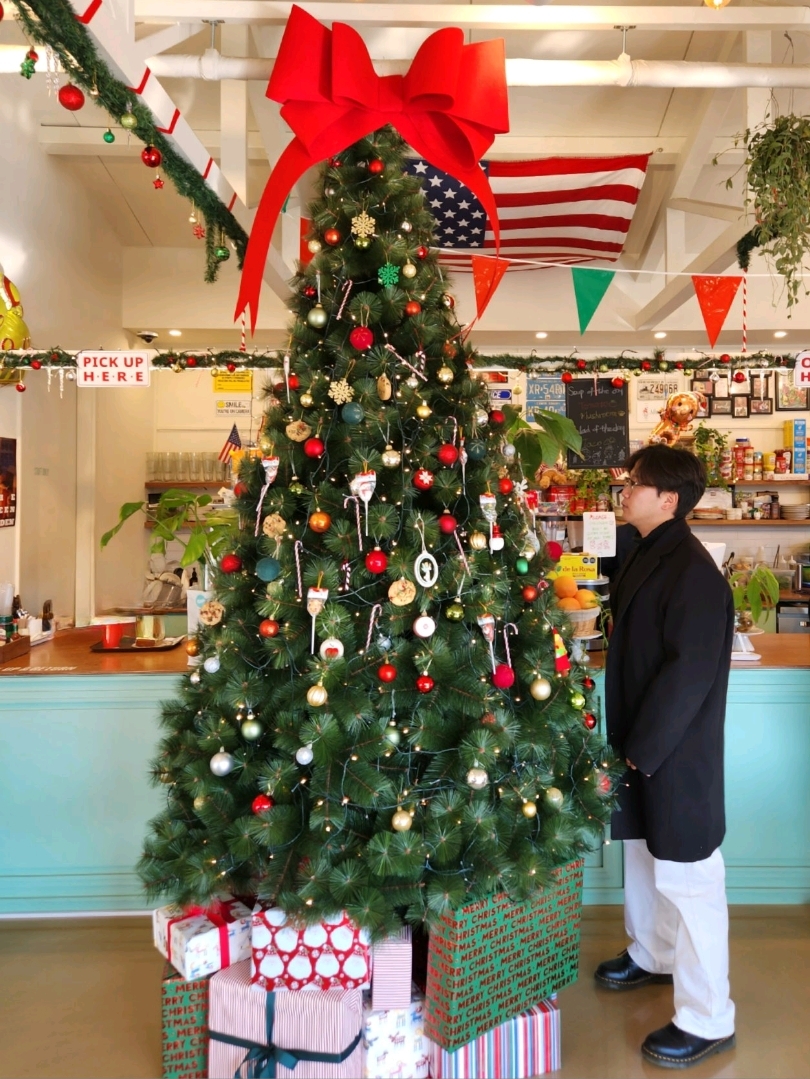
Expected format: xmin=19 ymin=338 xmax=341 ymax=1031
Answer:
xmin=623 ymin=444 xmax=707 ymax=519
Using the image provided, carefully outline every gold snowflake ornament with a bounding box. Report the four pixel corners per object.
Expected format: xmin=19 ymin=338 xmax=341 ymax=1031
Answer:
xmin=328 ymin=378 xmax=355 ymax=405
xmin=350 ymin=211 xmax=376 ymax=239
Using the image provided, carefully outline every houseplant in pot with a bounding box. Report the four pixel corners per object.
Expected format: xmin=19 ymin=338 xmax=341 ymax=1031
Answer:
xmin=728 ymin=564 xmax=780 ymax=653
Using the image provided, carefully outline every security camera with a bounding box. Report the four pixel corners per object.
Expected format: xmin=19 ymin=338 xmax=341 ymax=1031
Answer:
xmin=137 ymin=330 xmax=159 ymax=344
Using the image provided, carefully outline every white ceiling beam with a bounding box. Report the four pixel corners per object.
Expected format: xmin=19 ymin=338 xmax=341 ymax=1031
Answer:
xmin=132 ymin=22 xmax=205 ymax=63
xmin=668 ymin=198 xmax=746 ymax=223
xmin=132 ymin=4 xmax=810 ymax=33
xmin=633 ymin=219 xmax=753 ymax=330
xmin=220 ymin=24 xmax=249 ymax=206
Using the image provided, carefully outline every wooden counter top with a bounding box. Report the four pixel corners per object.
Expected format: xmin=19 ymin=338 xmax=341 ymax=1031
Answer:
xmin=0 ymin=627 xmax=190 ymax=676
xmin=584 ymin=634 xmax=810 ymax=671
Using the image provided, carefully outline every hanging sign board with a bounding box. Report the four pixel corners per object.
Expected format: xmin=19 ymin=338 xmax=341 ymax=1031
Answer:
xmin=212 ymin=370 xmax=253 ymax=394
xmin=792 ymin=350 xmax=810 ymax=388
xmin=215 ymin=398 xmax=251 ymax=417
xmin=565 ymin=379 xmax=629 ymax=468
xmin=76 ymin=351 xmax=152 ymax=387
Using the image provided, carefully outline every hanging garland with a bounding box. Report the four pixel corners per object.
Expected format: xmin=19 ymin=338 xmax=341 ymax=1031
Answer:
xmin=13 ymin=0 xmax=248 ymax=283
xmin=0 ymin=349 xmax=284 ymax=370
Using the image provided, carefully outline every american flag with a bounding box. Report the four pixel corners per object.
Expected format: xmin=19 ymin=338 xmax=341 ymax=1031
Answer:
xmin=218 ymin=423 xmax=242 ymax=462
xmin=405 ymin=154 xmax=651 ymax=269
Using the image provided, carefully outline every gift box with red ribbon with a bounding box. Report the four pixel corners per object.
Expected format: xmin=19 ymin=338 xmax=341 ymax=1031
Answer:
xmin=208 ymin=959 xmax=363 ymax=1079
xmin=154 ymin=898 xmax=253 ymax=981
xmin=251 ymin=907 xmax=371 ymax=992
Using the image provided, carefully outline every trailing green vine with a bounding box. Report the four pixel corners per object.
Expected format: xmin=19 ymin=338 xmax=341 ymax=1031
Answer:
xmin=13 ymin=0 xmax=248 ymax=283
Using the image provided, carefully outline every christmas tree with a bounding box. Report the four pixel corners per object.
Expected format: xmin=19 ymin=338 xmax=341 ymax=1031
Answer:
xmin=139 ymin=127 xmax=622 ymax=936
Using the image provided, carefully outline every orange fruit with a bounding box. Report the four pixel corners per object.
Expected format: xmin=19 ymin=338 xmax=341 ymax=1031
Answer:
xmin=553 ymin=575 xmax=579 ymax=599
xmin=577 ymin=589 xmax=600 ymax=609
xmin=557 ymin=597 xmax=581 ymax=611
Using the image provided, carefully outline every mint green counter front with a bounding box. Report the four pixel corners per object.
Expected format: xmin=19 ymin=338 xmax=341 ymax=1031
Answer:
xmin=1 ymin=629 xmax=808 ymax=914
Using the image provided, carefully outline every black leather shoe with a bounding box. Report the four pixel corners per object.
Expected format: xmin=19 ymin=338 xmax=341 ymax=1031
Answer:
xmin=594 ymin=949 xmax=674 ymax=990
xmin=641 ymin=1022 xmax=735 ymax=1069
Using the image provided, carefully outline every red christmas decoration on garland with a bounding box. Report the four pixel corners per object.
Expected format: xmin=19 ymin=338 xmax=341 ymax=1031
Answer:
xmin=141 ymin=145 xmax=162 ymax=168
xmin=733 ymin=370 xmax=747 ymax=383
xmin=323 ymin=228 xmax=341 ymax=246
xmin=415 ymin=246 xmax=428 ymax=260
xmin=58 ymin=84 xmax=85 ymax=111
xmin=522 ymin=584 xmax=538 ymax=603
xmin=489 ymin=409 xmax=506 ymax=425
xmin=30 ymin=360 xmax=41 ymax=370
xmin=561 ymin=371 xmax=573 ymax=384
xmin=583 ymin=713 xmax=597 ymax=730
xmin=611 ymin=376 xmax=625 ymax=388
xmin=413 ymin=469 xmax=434 ymax=491
xmin=404 ymin=300 xmax=422 ymax=316
xmin=15 ymin=381 xmax=26 ymax=393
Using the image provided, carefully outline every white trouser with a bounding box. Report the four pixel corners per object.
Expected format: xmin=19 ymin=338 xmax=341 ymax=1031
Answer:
xmin=623 ymin=838 xmax=735 ymax=1040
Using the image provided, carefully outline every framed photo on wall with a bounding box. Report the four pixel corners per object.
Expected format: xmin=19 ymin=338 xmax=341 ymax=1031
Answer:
xmin=732 ymin=395 xmax=750 ymax=419
xmin=691 ymin=378 xmax=713 ymax=397
xmin=695 ymin=395 xmax=709 ymax=419
xmin=750 ymin=373 xmax=771 ymax=400
xmin=710 ymin=397 xmax=732 ymax=416
xmin=713 ymin=376 xmax=730 ymax=399
xmin=750 ymin=397 xmax=774 ymax=415
xmin=775 ymin=372 xmax=810 ymax=411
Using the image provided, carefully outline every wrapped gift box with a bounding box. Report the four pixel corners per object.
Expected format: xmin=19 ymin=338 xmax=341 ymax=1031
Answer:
xmin=161 ymin=963 xmax=210 ymax=1079
xmin=208 ymin=959 xmax=363 ymax=1079
xmin=429 ymin=998 xmax=561 ymax=1079
xmin=425 ymin=860 xmax=583 ymax=1050
xmin=363 ymin=988 xmax=429 ymax=1079
xmin=251 ymin=907 xmax=371 ymax=991
xmin=371 ymin=927 xmax=412 ymax=1010
xmin=154 ymin=898 xmax=252 ymax=980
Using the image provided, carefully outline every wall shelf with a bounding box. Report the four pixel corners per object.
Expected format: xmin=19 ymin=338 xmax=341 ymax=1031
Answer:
xmin=688 ymin=519 xmax=808 ymax=527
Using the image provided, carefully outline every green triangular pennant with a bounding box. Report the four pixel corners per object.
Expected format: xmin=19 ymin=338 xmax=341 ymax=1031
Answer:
xmin=572 ymin=268 xmax=615 ymax=334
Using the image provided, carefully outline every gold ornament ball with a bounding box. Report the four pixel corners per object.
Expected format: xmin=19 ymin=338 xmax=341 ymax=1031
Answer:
xmin=258 ymin=434 xmax=275 ymax=455
xmin=307 ymin=239 xmax=322 ymax=255
xmin=469 ymin=531 xmax=487 ymax=551
xmin=309 ymin=510 xmax=332 ymax=533
xmin=185 ymin=638 xmax=200 ymax=657
xmin=193 ymin=795 xmax=206 ymax=811
xmin=436 ymin=365 xmax=454 ymax=385
xmin=416 ymin=402 xmax=432 ymax=419
xmin=530 ymin=677 xmax=552 ymax=701
xmin=445 ymin=602 xmax=465 ymax=622
xmin=381 ymin=445 xmax=402 ymax=468
xmin=545 ymin=787 xmax=565 ymax=810
xmin=306 ymin=683 xmax=328 ymax=707
xmin=299 ymin=392 xmax=314 ymax=408
xmin=354 ymin=235 xmax=371 ymax=249
xmin=466 ymin=767 xmax=489 ymax=790
xmin=392 ymin=809 xmax=413 ymax=832
xmin=402 ymin=261 xmax=417 ymax=279
xmin=521 ymin=800 xmax=538 ymax=819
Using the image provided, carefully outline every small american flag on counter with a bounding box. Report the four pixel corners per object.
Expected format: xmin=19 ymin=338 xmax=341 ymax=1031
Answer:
xmin=405 ymin=154 xmax=651 ymax=269
xmin=218 ymin=423 xmax=242 ymax=462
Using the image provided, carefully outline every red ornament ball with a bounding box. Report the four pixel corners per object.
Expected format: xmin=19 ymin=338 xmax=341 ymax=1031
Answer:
xmin=378 ymin=663 xmax=398 ymax=683
xmin=522 ymin=584 xmax=539 ymax=603
xmin=303 ymin=437 xmax=325 ymax=458
xmin=186 ymin=356 xmax=197 ymax=367
xmin=365 ymin=548 xmax=388 ymax=574
xmin=561 ymin=371 xmax=574 ymax=384
xmin=438 ymin=513 xmax=457 ymax=534
xmin=415 ymin=246 xmax=428 ymax=260
xmin=719 ymin=353 xmax=731 ymax=364
xmin=416 ymin=674 xmax=435 ymax=694
xmin=58 ymin=83 xmax=85 ymax=111
xmin=368 ymin=159 xmax=385 ymax=174
xmin=141 ymin=144 xmax=162 ymax=168
xmin=413 ymin=469 xmax=434 ymax=491
xmin=30 ymin=360 xmax=41 ymax=370
xmin=233 ymin=482 xmax=248 ymax=497
xmin=251 ymin=794 xmax=275 ymax=815
xmin=288 ymin=373 xmax=300 ymax=390
xmin=611 ymin=376 xmax=625 ymax=388
xmin=492 ymin=663 xmax=516 ymax=690
xmin=15 ymin=382 xmax=25 ymax=393
xmin=220 ymin=553 xmax=242 ymax=574
xmin=437 ymin=444 xmax=459 ymax=467
xmin=226 ymin=362 xmax=236 ymax=373
xmin=498 ymin=477 xmax=514 ymax=495
xmin=259 ymin=619 xmax=280 ymax=639
xmin=328 ymin=157 xmax=342 ymax=168
xmin=349 ymin=326 xmax=374 ymax=350
xmin=489 ymin=409 xmax=506 ymax=425
xmin=675 ymin=362 xmax=684 ymax=370
xmin=323 ymin=227 xmax=341 ymax=246
xmin=641 ymin=360 xmax=652 ymax=372
xmin=583 ymin=676 xmax=595 ymax=689
xmin=405 ymin=300 xmax=422 ymax=317
xmin=546 ymin=541 xmax=564 ymax=562
xmin=576 ymin=359 xmax=588 ymax=371
xmin=733 ymin=371 xmax=746 ymax=383
xmin=583 ymin=713 xmax=597 ymax=730
xmin=303 ymin=285 xmax=317 ymax=298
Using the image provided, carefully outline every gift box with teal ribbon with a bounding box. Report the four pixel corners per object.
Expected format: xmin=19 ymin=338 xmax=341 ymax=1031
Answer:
xmin=208 ymin=959 xmax=363 ymax=1078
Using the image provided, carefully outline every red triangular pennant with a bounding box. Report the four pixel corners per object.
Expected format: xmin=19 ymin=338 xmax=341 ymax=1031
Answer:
xmin=472 ymin=255 xmax=509 ymax=321
xmin=692 ymin=275 xmax=742 ymax=348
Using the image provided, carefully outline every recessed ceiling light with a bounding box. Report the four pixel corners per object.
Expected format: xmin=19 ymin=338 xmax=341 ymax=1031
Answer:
xmin=653 ymin=331 xmax=667 ymax=340
xmin=774 ymin=331 xmax=788 ymax=338
xmin=168 ymin=329 xmax=182 ymax=337
xmin=535 ymin=332 xmax=548 ymax=339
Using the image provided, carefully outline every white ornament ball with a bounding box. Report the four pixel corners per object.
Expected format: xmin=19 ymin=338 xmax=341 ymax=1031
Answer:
xmin=413 ymin=615 xmax=436 ymax=638
xmin=530 ymin=677 xmax=552 ymax=701
xmin=307 ymin=239 xmax=322 ymax=255
xmin=189 ymin=671 xmax=201 ymax=685
xmin=210 ymin=750 xmax=235 ymax=777
xmin=319 ymin=637 xmax=345 ymax=660
xmin=466 ymin=767 xmax=489 ymax=791
xmin=295 ymin=743 xmax=314 ymax=766
xmin=391 ymin=809 xmax=412 ymax=832
xmin=400 ymin=220 xmax=413 ymax=233
xmin=546 ymin=787 xmax=565 ymax=810
xmin=203 ymin=656 xmax=221 ymax=674
xmin=503 ymin=443 xmax=517 ymax=459
xmin=489 ymin=534 xmax=505 ymax=552
xmin=402 ymin=262 xmax=417 ymax=279
xmin=385 ymin=728 xmax=401 ymax=746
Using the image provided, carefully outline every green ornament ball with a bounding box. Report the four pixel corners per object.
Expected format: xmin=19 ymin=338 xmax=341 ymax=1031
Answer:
xmin=445 ymin=602 xmax=465 ymax=622
xmin=515 ymin=557 xmax=530 ymax=575
xmin=289 ymin=480 xmax=306 ymax=495
xmin=570 ymin=691 xmax=586 ymax=709
xmin=341 ymin=401 xmax=364 ymax=424
xmin=466 ymin=440 xmax=487 ymax=461
xmin=214 ymin=244 xmax=230 ymax=262
xmin=103 ymin=129 xmax=115 ymax=144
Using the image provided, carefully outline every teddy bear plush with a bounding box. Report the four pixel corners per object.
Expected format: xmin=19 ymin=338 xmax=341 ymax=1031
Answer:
xmin=648 ymin=390 xmax=707 ymax=446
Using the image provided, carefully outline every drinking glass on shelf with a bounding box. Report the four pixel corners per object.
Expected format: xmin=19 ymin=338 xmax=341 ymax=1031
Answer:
xmin=178 ymin=452 xmax=190 ymax=483
xmin=166 ymin=452 xmax=180 ymax=482
xmin=188 ymin=452 xmax=202 ymax=482
xmin=146 ymin=452 xmax=158 ymax=481
xmin=202 ymin=451 xmax=217 ymax=482
xmin=158 ymin=452 xmax=171 ymax=482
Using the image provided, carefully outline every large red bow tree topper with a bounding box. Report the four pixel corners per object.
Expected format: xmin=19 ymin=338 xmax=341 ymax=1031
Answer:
xmin=235 ymin=5 xmax=509 ymax=332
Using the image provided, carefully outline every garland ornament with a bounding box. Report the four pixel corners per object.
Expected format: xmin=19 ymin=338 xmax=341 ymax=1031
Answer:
xmin=235 ymin=4 xmax=509 ymax=331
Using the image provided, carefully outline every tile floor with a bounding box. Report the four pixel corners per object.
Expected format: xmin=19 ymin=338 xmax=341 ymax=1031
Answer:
xmin=0 ymin=906 xmax=807 ymax=1079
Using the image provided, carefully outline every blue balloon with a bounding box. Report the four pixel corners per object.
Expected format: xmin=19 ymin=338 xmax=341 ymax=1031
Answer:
xmin=255 ymin=556 xmax=282 ymax=582
xmin=341 ymin=402 xmax=364 ymax=424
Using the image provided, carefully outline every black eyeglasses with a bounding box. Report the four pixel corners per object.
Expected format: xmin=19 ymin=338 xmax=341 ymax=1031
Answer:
xmin=622 ymin=478 xmax=649 ymax=490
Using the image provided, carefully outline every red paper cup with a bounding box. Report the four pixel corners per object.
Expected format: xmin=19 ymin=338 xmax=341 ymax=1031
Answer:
xmin=102 ymin=622 xmax=126 ymax=648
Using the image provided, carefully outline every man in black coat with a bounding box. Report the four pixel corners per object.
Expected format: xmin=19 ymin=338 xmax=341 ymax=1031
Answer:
xmin=594 ymin=445 xmax=736 ymax=1069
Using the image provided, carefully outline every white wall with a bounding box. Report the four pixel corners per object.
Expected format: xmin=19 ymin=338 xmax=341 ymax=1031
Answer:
xmin=0 ymin=390 xmax=21 ymax=591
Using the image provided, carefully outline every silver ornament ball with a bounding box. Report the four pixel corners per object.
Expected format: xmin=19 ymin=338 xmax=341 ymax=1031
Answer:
xmin=189 ymin=670 xmax=201 ymax=685
xmin=400 ymin=220 xmax=413 ymax=233
xmin=475 ymin=409 xmax=489 ymax=426
xmin=502 ymin=443 xmax=517 ymax=459
xmin=545 ymin=787 xmax=565 ymax=810
xmin=203 ymin=655 xmax=221 ymax=674
xmin=241 ymin=719 xmax=264 ymax=741
xmin=381 ymin=445 xmax=402 ymax=468
xmin=210 ymin=750 xmax=235 ymax=777
xmin=466 ymin=767 xmax=489 ymax=791
xmin=295 ymin=743 xmax=314 ymax=766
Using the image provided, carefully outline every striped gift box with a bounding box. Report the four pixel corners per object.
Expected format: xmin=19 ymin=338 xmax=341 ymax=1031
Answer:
xmin=371 ymin=928 xmax=412 ymax=1011
xmin=208 ymin=960 xmax=363 ymax=1079
xmin=429 ymin=998 xmax=561 ymax=1079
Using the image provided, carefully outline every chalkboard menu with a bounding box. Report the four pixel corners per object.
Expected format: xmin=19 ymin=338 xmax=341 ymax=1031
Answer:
xmin=565 ymin=379 xmax=629 ymax=468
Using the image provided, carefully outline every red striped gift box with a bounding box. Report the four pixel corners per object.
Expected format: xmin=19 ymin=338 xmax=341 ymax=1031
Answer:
xmin=429 ymin=998 xmax=561 ymax=1079
xmin=208 ymin=960 xmax=363 ymax=1079
xmin=371 ymin=928 xmax=412 ymax=1011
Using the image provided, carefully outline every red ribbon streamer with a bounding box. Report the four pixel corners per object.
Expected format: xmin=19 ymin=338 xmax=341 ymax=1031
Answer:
xmin=235 ymin=4 xmax=509 ymax=332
